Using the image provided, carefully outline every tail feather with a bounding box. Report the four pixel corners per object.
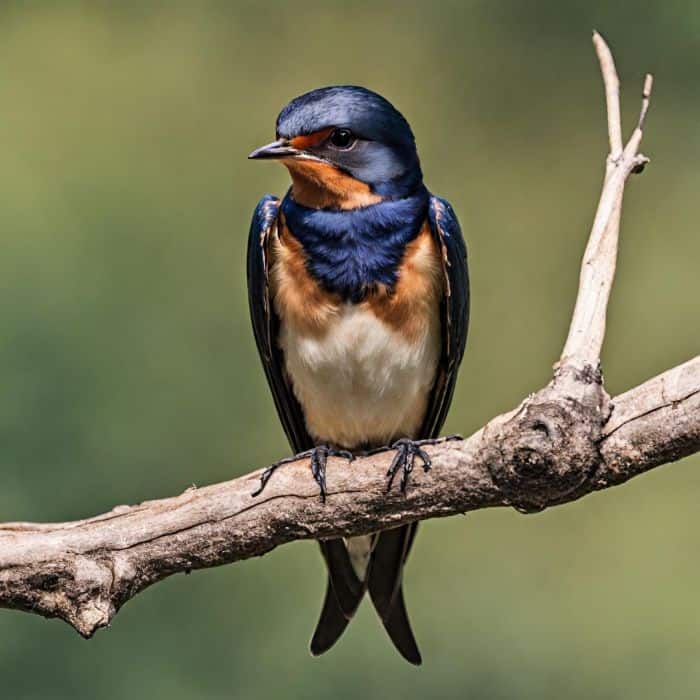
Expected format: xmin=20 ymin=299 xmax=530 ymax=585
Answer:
xmin=311 ymin=539 xmax=366 ymax=656
xmin=318 ymin=539 xmax=364 ymax=617
xmin=311 ymin=526 xmax=421 ymax=664
xmin=368 ymin=524 xmax=422 ymax=665
xmin=310 ymin=577 xmax=351 ymax=656
xmin=379 ymin=584 xmax=422 ymax=665
xmin=368 ymin=525 xmax=412 ymax=612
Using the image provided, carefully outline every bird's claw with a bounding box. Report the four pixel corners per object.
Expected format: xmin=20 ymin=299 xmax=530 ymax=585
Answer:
xmin=252 ymin=445 xmax=354 ymax=502
xmin=385 ymin=435 xmax=462 ymax=493
xmin=386 ymin=439 xmax=431 ymax=493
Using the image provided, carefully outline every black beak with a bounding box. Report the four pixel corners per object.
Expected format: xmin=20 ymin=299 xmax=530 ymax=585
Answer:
xmin=248 ymin=139 xmax=299 ymax=160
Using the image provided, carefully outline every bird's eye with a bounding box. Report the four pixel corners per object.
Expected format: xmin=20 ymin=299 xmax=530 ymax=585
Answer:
xmin=329 ymin=128 xmax=355 ymax=149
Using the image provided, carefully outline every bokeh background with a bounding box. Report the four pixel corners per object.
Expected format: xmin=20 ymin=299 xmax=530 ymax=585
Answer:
xmin=0 ymin=1 xmax=698 ymax=698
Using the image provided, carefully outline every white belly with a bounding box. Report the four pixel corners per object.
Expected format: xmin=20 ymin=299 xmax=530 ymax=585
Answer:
xmin=279 ymin=304 xmax=441 ymax=449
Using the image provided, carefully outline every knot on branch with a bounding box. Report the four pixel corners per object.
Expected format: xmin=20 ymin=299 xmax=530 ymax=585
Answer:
xmin=488 ymin=368 xmax=610 ymax=513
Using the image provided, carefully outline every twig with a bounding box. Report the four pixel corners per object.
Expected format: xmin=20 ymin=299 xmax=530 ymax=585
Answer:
xmin=561 ymin=31 xmax=653 ymax=371
xmin=592 ymin=30 xmax=623 ymax=159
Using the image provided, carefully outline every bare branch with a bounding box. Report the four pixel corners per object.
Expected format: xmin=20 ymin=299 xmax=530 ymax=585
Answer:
xmin=562 ymin=32 xmax=653 ymax=371
xmin=592 ymin=30 xmax=623 ymax=158
xmin=638 ymin=73 xmax=654 ymax=131
xmin=599 ymin=356 xmax=700 ymax=485
xmin=0 ymin=36 xmax=694 ymax=646
xmin=0 ymin=357 xmax=697 ymax=637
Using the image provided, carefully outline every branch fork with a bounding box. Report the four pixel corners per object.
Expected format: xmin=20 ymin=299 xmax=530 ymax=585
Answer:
xmin=484 ymin=31 xmax=658 ymax=512
xmin=0 ymin=33 xmax=698 ymax=640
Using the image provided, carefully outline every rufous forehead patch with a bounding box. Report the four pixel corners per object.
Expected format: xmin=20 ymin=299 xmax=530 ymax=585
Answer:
xmin=289 ymin=127 xmax=334 ymax=151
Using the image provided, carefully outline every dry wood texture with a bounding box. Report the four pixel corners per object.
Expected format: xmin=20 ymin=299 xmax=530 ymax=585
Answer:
xmin=0 ymin=32 xmax=697 ymax=640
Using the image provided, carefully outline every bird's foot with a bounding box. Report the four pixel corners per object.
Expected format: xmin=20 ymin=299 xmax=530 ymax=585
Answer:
xmin=383 ymin=435 xmax=463 ymax=493
xmin=251 ymin=445 xmax=354 ymax=502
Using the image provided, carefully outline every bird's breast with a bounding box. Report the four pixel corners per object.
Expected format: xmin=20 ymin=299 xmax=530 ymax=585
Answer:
xmin=271 ymin=221 xmax=444 ymax=449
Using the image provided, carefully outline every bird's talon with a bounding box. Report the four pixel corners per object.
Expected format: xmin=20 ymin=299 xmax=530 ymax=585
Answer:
xmin=385 ymin=438 xmax=439 ymax=493
xmin=399 ymin=458 xmax=414 ymax=493
xmin=415 ymin=448 xmax=431 ymax=469
xmin=251 ymin=445 xmax=353 ymax=501
xmin=251 ymin=467 xmax=274 ymax=497
xmin=310 ymin=449 xmax=328 ymax=502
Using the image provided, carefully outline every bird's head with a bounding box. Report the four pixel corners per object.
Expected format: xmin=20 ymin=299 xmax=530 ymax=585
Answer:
xmin=249 ymin=86 xmax=423 ymax=208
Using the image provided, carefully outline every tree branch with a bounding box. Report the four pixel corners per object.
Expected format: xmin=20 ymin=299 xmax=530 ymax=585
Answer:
xmin=0 ymin=33 xmax=697 ymax=640
xmin=561 ymin=31 xmax=652 ymax=371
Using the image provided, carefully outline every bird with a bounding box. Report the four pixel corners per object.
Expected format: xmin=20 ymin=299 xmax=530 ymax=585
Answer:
xmin=246 ymin=85 xmax=469 ymax=665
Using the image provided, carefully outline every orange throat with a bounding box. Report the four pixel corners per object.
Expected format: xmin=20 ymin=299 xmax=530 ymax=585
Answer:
xmin=282 ymin=157 xmax=382 ymax=210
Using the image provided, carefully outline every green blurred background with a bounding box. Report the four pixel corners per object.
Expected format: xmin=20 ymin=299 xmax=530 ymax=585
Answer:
xmin=0 ymin=1 xmax=698 ymax=698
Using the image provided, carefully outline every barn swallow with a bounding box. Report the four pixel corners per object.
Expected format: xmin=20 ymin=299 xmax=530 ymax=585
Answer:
xmin=247 ymin=86 xmax=469 ymax=664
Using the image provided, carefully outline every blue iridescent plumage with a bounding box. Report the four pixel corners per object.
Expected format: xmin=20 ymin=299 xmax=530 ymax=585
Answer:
xmin=247 ymin=84 xmax=470 ymax=666
xmin=277 ymin=85 xmax=423 ymax=197
xmin=281 ymin=186 xmax=429 ymax=301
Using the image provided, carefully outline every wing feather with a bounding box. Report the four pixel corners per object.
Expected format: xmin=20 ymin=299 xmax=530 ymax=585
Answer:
xmin=247 ymin=195 xmax=312 ymax=453
xmin=421 ymin=195 xmax=470 ymax=438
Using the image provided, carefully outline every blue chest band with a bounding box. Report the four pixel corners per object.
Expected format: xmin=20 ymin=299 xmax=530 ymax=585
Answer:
xmin=281 ymin=187 xmax=429 ymax=302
